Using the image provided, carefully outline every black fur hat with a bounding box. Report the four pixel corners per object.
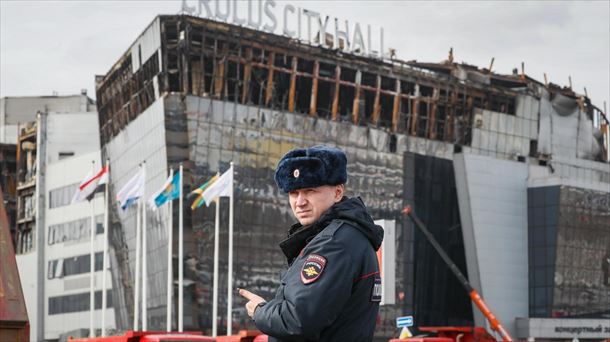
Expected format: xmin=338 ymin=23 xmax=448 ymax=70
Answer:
xmin=274 ymin=145 xmax=347 ymax=193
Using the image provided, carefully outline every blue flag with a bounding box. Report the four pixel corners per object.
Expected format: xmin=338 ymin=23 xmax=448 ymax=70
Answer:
xmin=151 ymin=171 xmax=181 ymax=208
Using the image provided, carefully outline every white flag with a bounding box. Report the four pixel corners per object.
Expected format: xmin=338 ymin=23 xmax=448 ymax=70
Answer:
xmin=116 ymin=167 xmax=146 ymax=210
xmin=71 ymin=165 xmax=109 ymax=204
xmin=201 ymin=166 xmax=233 ymax=206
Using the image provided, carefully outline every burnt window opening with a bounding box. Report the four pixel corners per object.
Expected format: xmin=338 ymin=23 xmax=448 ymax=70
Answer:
xmin=440 ymin=89 xmax=448 ymax=102
xmin=252 ymin=48 xmax=263 ymax=63
xmin=204 ymin=36 xmax=215 ymax=49
xmin=417 ymin=101 xmax=429 ymax=137
xmin=295 ymin=76 xmax=312 ymax=114
xmin=381 ymin=76 xmax=395 ymax=91
xmin=273 ymin=53 xmax=290 ymax=69
xmin=226 ymin=60 xmax=242 ymax=103
xmin=507 ymin=98 xmax=516 ymax=114
xmin=378 ymin=93 xmax=394 ymax=129
xmin=472 ymin=96 xmax=484 ymax=110
xmin=228 ymin=41 xmax=240 ymax=53
xmin=401 ymin=81 xmax=416 ymax=96
xmin=420 ymin=85 xmax=434 ymax=98
xmin=453 ymin=106 xmax=471 ymax=145
xmin=167 ymin=52 xmax=180 ymax=92
xmin=361 ymin=72 xmax=376 ymax=87
xmin=399 ymin=97 xmax=412 ymax=134
xmin=338 ymin=85 xmax=355 ymax=119
xmin=362 ymin=89 xmax=376 ymax=125
xmin=319 ymin=62 xmax=335 ymax=78
xmin=165 ymin=22 xmax=179 ymax=42
xmin=246 ymin=66 xmax=267 ymax=106
xmin=270 ymin=70 xmax=291 ymax=111
xmin=436 ymin=105 xmax=447 ymax=140
xmin=262 ymin=50 xmax=273 ymax=65
xmin=340 ymin=67 xmax=356 ymax=82
xmin=297 ymin=58 xmax=314 ymax=74
xmin=316 ymin=80 xmax=334 ymax=118
xmin=138 ymin=45 xmax=143 ymax=69
xmin=190 ymin=29 xmax=204 ymax=48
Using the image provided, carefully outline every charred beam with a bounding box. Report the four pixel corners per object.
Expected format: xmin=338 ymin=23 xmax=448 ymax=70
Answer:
xmin=310 ymin=60 xmax=320 ymax=116
xmin=264 ymin=51 xmax=275 ymax=106
xmin=331 ymin=65 xmax=341 ymax=121
xmin=288 ymin=56 xmax=297 ymax=113
xmin=392 ymin=79 xmax=401 ymax=132
xmin=372 ymin=75 xmax=382 ymax=125
xmin=241 ymin=48 xmax=253 ymax=104
xmin=352 ymin=70 xmax=362 ymax=125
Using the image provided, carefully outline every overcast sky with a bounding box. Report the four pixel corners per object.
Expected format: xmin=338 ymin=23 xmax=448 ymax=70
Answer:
xmin=1 ymin=0 xmax=609 ymax=111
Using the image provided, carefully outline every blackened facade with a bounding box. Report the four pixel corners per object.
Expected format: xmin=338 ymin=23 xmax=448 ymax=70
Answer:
xmin=95 ymin=14 xmax=610 ymax=340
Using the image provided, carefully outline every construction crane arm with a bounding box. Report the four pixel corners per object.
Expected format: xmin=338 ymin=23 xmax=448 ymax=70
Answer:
xmin=402 ymin=206 xmax=513 ymax=342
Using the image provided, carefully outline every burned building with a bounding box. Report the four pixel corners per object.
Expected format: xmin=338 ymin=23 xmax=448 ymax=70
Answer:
xmin=95 ymin=14 xmax=610 ymax=341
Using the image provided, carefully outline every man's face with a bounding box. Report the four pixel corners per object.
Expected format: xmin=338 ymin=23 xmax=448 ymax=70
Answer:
xmin=288 ymin=185 xmax=344 ymax=226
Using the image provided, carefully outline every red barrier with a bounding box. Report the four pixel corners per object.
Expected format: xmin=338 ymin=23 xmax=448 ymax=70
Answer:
xmin=68 ymin=331 xmax=211 ymax=342
xmin=390 ymin=339 xmax=452 ymax=342
xmin=216 ymin=330 xmax=265 ymax=342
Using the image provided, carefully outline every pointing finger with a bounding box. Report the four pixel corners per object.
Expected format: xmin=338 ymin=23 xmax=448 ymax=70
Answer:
xmin=239 ymin=288 xmax=255 ymax=300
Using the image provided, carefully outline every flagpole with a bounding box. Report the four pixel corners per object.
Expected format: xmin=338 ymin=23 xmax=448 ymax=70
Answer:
xmin=227 ymin=162 xmax=234 ymax=335
xmin=212 ymin=196 xmax=220 ymax=337
xmin=178 ymin=163 xmax=184 ymax=332
xmin=142 ymin=161 xmax=148 ymax=332
xmin=134 ymin=166 xmax=142 ymax=331
xmin=166 ymin=168 xmax=174 ymax=332
xmin=89 ymin=161 xmax=96 ymax=338
xmin=101 ymin=159 xmax=110 ymax=337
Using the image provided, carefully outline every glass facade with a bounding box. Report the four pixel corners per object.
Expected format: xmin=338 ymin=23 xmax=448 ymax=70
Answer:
xmin=102 ymin=93 xmax=477 ymax=338
xmin=49 ymin=183 xmax=79 ymax=209
xmin=176 ymin=95 xmax=405 ymax=337
xmin=47 ymin=214 xmax=104 ymax=246
xmin=47 ymin=251 xmax=104 ymax=279
xmin=528 ymin=185 xmax=610 ymax=318
xmin=48 ymin=290 xmax=113 ymax=315
xmin=403 ymin=152 xmax=473 ymax=327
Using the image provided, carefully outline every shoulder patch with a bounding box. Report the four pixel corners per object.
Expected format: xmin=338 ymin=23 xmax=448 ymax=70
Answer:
xmin=301 ymin=254 xmax=327 ymax=285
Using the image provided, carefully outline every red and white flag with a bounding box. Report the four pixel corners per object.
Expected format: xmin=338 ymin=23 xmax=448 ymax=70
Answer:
xmin=71 ymin=165 xmax=109 ymax=203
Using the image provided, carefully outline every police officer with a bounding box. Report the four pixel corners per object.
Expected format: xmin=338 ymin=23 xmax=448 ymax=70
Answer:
xmin=239 ymin=145 xmax=384 ymax=341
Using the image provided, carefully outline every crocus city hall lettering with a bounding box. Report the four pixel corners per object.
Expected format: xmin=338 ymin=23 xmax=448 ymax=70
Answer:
xmin=180 ymin=0 xmax=390 ymax=59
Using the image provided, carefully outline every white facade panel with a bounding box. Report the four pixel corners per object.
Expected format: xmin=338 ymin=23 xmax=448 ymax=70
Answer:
xmin=453 ymin=152 xmax=529 ymax=338
xmin=131 ymin=17 xmax=162 ymax=73
xmin=44 ymin=151 xmax=116 ymax=339
xmin=46 ymin=112 xmax=100 ymax=164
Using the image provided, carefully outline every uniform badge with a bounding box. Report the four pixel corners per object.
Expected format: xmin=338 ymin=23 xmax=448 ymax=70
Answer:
xmin=301 ymin=254 xmax=326 ymax=284
xmin=293 ymin=169 xmax=300 ymax=178
xmin=371 ymin=278 xmax=382 ymax=302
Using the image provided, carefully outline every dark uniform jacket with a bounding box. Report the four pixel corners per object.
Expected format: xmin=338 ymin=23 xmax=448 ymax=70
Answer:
xmin=253 ymin=197 xmax=384 ymax=341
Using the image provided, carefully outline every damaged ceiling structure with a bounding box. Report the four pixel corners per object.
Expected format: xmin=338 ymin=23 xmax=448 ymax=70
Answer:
xmin=96 ymin=15 xmax=608 ymax=165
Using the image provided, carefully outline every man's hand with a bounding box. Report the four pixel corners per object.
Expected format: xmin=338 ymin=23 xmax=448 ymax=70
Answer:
xmin=239 ymin=288 xmax=266 ymax=318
